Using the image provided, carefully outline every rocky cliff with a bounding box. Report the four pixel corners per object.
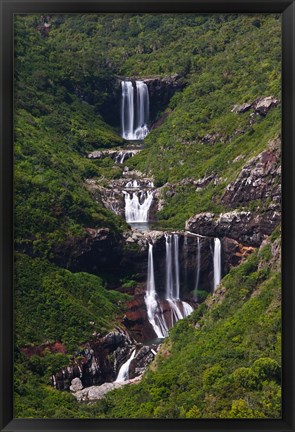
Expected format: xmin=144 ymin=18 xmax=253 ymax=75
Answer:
xmin=186 ymin=137 xmax=281 ymax=247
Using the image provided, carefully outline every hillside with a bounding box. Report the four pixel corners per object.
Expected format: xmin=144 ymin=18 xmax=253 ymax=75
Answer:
xmin=14 ymin=13 xmax=281 ymax=419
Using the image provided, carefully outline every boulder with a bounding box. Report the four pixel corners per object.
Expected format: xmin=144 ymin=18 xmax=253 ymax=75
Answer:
xmin=70 ymin=378 xmax=83 ymax=392
xmin=73 ymin=376 xmax=142 ymax=402
xmin=232 ymin=96 xmax=278 ymax=116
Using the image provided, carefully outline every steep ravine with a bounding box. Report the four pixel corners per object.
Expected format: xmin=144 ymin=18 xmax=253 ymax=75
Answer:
xmin=46 ymin=83 xmax=280 ymax=403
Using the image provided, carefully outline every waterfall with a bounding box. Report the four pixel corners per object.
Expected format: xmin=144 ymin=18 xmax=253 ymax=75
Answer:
xmin=173 ymin=234 xmax=180 ymax=300
xmin=121 ymin=81 xmax=134 ymax=140
xmin=194 ymin=237 xmax=201 ymax=298
xmin=165 ymin=234 xmax=193 ymax=323
xmin=125 ymin=180 xmax=140 ymax=188
xmin=213 ymin=238 xmax=222 ymax=291
xmin=145 ymin=244 xmax=168 ymax=338
xmin=115 ymin=349 xmax=136 ymax=382
xmin=134 ymin=81 xmax=149 ymax=140
xmin=144 ymin=235 xmax=194 ymax=338
xmin=121 ymin=80 xmax=149 ymax=140
xmin=183 ymin=235 xmax=188 ymax=289
xmin=123 ymin=190 xmax=154 ymax=223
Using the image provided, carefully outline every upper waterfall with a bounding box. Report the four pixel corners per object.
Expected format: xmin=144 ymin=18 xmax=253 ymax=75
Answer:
xmin=121 ymin=80 xmax=150 ymax=140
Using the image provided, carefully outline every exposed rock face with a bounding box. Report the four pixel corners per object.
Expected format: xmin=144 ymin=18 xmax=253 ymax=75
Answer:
xmin=53 ymin=227 xmax=125 ymax=277
xmin=222 ymin=137 xmax=281 ymax=207
xmin=87 ymin=149 xmax=141 ymax=163
xmin=186 ymin=210 xmax=280 ymax=247
xmin=231 ymin=96 xmax=279 ymax=116
xmin=52 ymin=328 xmax=159 ymax=393
xmin=52 ymin=329 xmax=133 ymax=390
xmin=222 ymin=237 xmax=256 ymax=272
xmin=186 ymin=137 xmax=281 ymax=247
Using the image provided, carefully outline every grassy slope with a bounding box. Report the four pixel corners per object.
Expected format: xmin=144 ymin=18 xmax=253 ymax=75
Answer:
xmin=79 ymin=231 xmax=281 ymax=419
xmin=15 ymin=254 xmax=130 ymax=350
xmin=122 ymin=14 xmax=281 ymax=228
xmin=14 ymin=13 xmax=281 ymax=419
xmin=15 ymin=230 xmax=281 ymax=418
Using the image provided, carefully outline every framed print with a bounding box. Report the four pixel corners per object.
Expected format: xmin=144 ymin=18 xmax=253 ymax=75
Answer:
xmin=1 ymin=0 xmax=295 ymax=431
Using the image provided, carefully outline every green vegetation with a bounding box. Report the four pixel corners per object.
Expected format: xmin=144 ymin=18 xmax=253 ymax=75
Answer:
xmin=15 ymin=236 xmax=281 ymax=418
xmin=15 ymin=253 xmax=130 ymax=350
xmin=14 ymin=13 xmax=281 ymax=419
xmin=79 ymin=239 xmax=281 ymax=419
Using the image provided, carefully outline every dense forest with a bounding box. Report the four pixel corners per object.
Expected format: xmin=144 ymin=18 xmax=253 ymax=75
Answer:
xmin=14 ymin=13 xmax=281 ymax=419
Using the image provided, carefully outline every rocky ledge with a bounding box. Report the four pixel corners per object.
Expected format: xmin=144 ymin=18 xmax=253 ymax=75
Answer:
xmin=87 ymin=148 xmax=141 ymax=163
xmin=186 ymin=137 xmax=281 ymax=247
xmin=231 ymin=95 xmax=279 ymax=116
xmin=222 ymin=137 xmax=281 ymax=207
xmin=71 ymin=376 xmax=142 ymax=402
xmin=186 ymin=209 xmax=280 ymax=247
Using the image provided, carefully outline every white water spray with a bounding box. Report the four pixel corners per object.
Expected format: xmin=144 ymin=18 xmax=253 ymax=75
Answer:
xmin=145 ymin=244 xmax=168 ymax=338
xmin=115 ymin=349 xmax=136 ymax=382
xmin=121 ymin=80 xmax=149 ymax=140
xmin=123 ymin=190 xmax=154 ymax=223
xmin=213 ymin=238 xmax=222 ymax=291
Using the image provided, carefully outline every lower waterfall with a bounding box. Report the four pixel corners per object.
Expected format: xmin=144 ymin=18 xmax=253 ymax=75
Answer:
xmin=144 ymin=234 xmax=194 ymax=339
xmin=165 ymin=234 xmax=193 ymax=325
xmin=115 ymin=349 xmax=136 ymax=382
xmin=123 ymin=190 xmax=154 ymax=223
xmin=213 ymin=237 xmax=222 ymax=291
xmin=145 ymin=244 xmax=169 ymax=338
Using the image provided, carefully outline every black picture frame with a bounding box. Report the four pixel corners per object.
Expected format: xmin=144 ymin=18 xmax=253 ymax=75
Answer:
xmin=1 ymin=0 xmax=294 ymax=431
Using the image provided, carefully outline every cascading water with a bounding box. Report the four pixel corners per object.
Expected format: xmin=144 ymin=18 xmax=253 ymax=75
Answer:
xmin=164 ymin=234 xmax=193 ymax=326
xmin=121 ymin=81 xmax=134 ymax=140
xmin=125 ymin=180 xmax=140 ymax=188
xmin=115 ymin=349 xmax=136 ymax=382
xmin=213 ymin=238 xmax=222 ymax=291
xmin=121 ymin=80 xmax=149 ymax=140
xmin=144 ymin=244 xmax=168 ymax=338
xmin=173 ymin=234 xmax=180 ymax=300
xmin=144 ymin=236 xmax=194 ymax=338
xmin=123 ymin=190 xmax=154 ymax=223
xmin=134 ymin=81 xmax=149 ymax=140
xmin=183 ymin=235 xmax=188 ymax=289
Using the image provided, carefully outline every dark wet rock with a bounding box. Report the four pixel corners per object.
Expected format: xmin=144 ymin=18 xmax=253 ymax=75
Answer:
xmin=186 ymin=209 xmax=280 ymax=247
xmin=52 ymin=328 xmax=136 ymax=391
xmin=52 ymin=328 xmax=159 ymax=393
xmin=53 ymin=227 xmax=125 ymax=276
xmin=143 ymin=75 xmax=185 ymax=122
